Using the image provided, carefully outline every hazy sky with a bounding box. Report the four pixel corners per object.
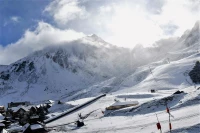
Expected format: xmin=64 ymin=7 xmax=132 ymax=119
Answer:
xmin=0 ymin=0 xmax=199 ymax=64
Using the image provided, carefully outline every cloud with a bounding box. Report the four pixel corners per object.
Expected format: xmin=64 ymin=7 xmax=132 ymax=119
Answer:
xmin=145 ymin=0 xmax=166 ymax=14
xmin=10 ymin=16 xmax=20 ymax=23
xmin=0 ymin=22 xmax=85 ymax=65
xmin=0 ymin=0 xmax=199 ymax=65
xmin=3 ymin=16 xmax=21 ymax=26
xmin=44 ymin=0 xmax=88 ymax=26
xmin=160 ymin=23 xmax=179 ymax=35
xmin=43 ymin=0 xmax=199 ymax=48
xmin=152 ymin=0 xmax=200 ymax=36
xmin=97 ymin=0 xmax=199 ymax=47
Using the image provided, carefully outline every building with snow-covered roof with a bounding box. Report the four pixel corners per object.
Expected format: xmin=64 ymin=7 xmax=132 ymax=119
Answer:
xmin=106 ymin=101 xmax=139 ymax=110
xmin=0 ymin=128 xmax=9 ymax=133
xmin=8 ymin=101 xmax=30 ymax=108
xmin=0 ymin=123 xmax=5 ymax=132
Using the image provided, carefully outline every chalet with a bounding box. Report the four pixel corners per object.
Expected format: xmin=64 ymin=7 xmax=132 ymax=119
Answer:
xmin=0 ymin=121 xmax=11 ymax=128
xmin=106 ymin=101 xmax=139 ymax=110
xmin=0 ymin=123 xmax=5 ymax=131
xmin=0 ymin=128 xmax=9 ymax=133
xmin=10 ymin=106 xmax=29 ymax=119
xmin=8 ymin=101 xmax=30 ymax=108
xmin=0 ymin=114 xmax=10 ymax=128
xmin=0 ymin=123 xmax=8 ymax=133
xmin=29 ymin=106 xmax=37 ymax=115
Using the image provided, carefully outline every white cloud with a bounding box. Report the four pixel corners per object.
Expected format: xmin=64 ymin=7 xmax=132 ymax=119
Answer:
xmin=44 ymin=0 xmax=88 ymax=26
xmin=10 ymin=16 xmax=20 ymax=23
xmin=1 ymin=0 xmax=199 ymax=65
xmin=151 ymin=0 xmax=200 ymax=36
xmin=96 ymin=0 xmax=200 ymax=47
xmin=97 ymin=3 xmax=163 ymax=47
xmin=43 ymin=0 xmax=198 ymax=48
xmin=0 ymin=22 xmax=85 ymax=65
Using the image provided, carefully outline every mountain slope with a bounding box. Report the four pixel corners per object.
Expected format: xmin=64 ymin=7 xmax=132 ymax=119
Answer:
xmin=0 ymin=35 xmax=133 ymax=104
xmin=0 ymin=22 xmax=199 ymax=105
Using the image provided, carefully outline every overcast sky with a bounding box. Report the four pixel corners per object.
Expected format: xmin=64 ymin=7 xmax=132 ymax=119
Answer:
xmin=0 ymin=0 xmax=199 ymax=65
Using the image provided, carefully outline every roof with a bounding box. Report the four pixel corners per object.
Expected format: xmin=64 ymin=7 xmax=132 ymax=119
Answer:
xmin=0 ymin=113 xmax=5 ymax=120
xmin=1 ymin=129 xmax=9 ymax=133
xmin=11 ymin=105 xmax=36 ymax=113
xmin=22 ymin=123 xmax=30 ymax=132
xmin=0 ymin=120 xmax=5 ymax=123
xmin=110 ymin=101 xmax=139 ymax=107
xmin=30 ymin=124 xmax=43 ymax=130
xmin=45 ymin=100 xmax=54 ymax=104
xmin=12 ymin=106 xmax=29 ymax=113
xmin=30 ymin=115 xmax=39 ymax=119
xmin=0 ymin=123 xmax=5 ymax=127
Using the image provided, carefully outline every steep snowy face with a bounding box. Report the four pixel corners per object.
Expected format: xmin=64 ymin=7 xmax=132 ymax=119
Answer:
xmin=0 ymin=35 xmax=132 ymax=103
xmin=180 ymin=21 xmax=200 ymax=47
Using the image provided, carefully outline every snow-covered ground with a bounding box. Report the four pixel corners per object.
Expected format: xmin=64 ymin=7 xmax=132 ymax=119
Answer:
xmin=45 ymin=47 xmax=200 ymax=132
xmin=46 ymin=88 xmax=200 ymax=133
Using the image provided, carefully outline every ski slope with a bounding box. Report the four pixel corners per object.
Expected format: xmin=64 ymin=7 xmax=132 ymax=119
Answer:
xmin=46 ymin=49 xmax=200 ymax=133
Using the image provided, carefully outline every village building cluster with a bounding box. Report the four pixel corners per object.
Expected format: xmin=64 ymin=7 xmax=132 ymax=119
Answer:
xmin=0 ymin=100 xmax=54 ymax=132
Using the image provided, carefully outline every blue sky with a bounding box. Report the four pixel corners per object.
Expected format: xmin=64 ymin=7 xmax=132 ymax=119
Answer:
xmin=0 ymin=0 xmax=199 ymax=65
xmin=0 ymin=0 xmax=52 ymax=46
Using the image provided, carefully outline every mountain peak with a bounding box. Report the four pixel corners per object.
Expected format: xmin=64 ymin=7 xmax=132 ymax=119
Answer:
xmin=193 ymin=20 xmax=199 ymax=30
xmin=90 ymin=34 xmax=99 ymax=38
xmin=86 ymin=34 xmax=104 ymax=41
xmin=81 ymin=34 xmax=112 ymax=48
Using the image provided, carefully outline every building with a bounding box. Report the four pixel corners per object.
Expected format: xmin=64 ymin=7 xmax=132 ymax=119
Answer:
xmin=0 ymin=106 xmax=5 ymax=114
xmin=106 ymin=101 xmax=139 ymax=110
xmin=8 ymin=102 xmax=30 ymax=108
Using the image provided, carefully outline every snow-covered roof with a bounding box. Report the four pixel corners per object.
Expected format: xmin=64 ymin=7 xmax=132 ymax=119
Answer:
xmin=0 ymin=113 xmax=4 ymax=120
xmin=26 ymin=105 xmax=36 ymax=110
xmin=0 ymin=120 xmax=5 ymax=123
xmin=45 ymin=100 xmax=54 ymax=104
xmin=30 ymin=115 xmax=39 ymax=119
xmin=1 ymin=129 xmax=9 ymax=133
xmin=30 ymin=124 xmax=43 ymax=130
xmin=11 ymin=105 xmax=30 ymax=113
xmin=110 ymin=101 xmax=139 ymax=107
xmin=7 ymin=124 xmax=22 ymax=132
xmin=0 ymin=123 xmax=5 ymax=127
xmin=22 ymin=123 xmax=30 ymax=132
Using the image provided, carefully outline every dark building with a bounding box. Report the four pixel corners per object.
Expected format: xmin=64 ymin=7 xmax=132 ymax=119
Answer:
xmin=8 ymin=102 xmax=30 ymax=108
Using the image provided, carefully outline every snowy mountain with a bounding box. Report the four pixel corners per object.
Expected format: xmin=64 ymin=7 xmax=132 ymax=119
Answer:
xmin=0 ymin=21 xmax=199 ymax=132
xmin=44 ymin=22 xmax=199 ymax=133
xmin=0 ymin=34 xmax=134 ymax=104
xmin=0 ymin=22 xmax=199 ymax=105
